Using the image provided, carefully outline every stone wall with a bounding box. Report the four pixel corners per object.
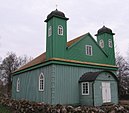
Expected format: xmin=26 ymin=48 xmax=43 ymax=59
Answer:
xmin=0 ymin=98 xmax=129 ymax=113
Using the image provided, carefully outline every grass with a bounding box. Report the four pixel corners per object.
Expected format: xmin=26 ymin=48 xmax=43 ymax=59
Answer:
xmin=0 ymin=104 xmax=12 ymax=113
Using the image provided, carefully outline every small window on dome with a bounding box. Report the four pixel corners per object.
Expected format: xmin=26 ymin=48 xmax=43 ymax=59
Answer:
xmin=48 ymin=26 xmax=52 ymax=37
xmin=99 ymin=39 xmax=104 ymax=48
xmin=58 ymin=25 xmax=63 ymax=35
xmin=108 ymin=39 xmax=112 ymax=48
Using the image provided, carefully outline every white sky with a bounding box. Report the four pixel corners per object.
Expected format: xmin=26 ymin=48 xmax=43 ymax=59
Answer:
xmin=0 ymin=0 xmax=129 ymax=59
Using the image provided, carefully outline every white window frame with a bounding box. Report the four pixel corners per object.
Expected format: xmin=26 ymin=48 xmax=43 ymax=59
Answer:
xmin=48 ymin=26 xmax=52 ymax=37
xmin=58 ymin=25 xmax=63 ymax=35
xmin=16 ymin=78 xmax=20 ymax=92
xmin=81 ymin=82 xmax=89 ymax=95
xmin=108 ymin=39 xmax=112 ymax=48
xmin=85 ymin=45 xmax=93 ymax=56
xmin=39 ymin=73 xmax=45 ymax=91
xmin=99 ymin=39 xmax=104 ymax=48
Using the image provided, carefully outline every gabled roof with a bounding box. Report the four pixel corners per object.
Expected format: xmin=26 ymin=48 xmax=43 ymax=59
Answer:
xmin=67 ymin=34 xmax=86 ymax=47
xmin=17 ymin=52 xmax=46 ymax=72
xmin=15 ymin=33 xmax=114 ymax=73
xmin=15 ymin=34 xmax=85 ymax=72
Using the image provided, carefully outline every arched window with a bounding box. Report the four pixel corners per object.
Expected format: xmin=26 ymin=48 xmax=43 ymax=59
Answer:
xmin=39 ymin=73 xmax=45 ymax=91
xmin=48 ymin=26 xmax=52 ymax=37
xmin=108 ymin=39 xmax=112 ymax=48
xmin=58 ymin=25 xmax=63 ymax=35
xmin=99 ymin=39 xmax=104 ymax=48
xmin=16 ymin=78 xmax=20 ymax=92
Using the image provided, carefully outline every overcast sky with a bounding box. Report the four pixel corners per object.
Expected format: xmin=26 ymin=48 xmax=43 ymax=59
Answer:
xmin=0 ymin=0 xmax=129 ymax=59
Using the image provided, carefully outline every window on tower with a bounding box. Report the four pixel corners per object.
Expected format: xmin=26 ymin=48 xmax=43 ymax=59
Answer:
xmin=48 ymin=26 xmax=52 ymax=37
xmin=108 ymin=39 xmax=112 ymax=48
xmin=58 ymin=25 xmax=63 ymax=35
xmin=99 ymin=39 xmax=104 ymax=48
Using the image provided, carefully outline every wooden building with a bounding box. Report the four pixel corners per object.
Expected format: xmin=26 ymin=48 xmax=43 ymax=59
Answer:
xmin=12 ymin=9 xmax=118 ymax=106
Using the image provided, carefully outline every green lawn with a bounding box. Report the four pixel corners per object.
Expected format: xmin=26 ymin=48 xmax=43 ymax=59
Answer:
xmin=0 ymin=104 xmax=12 ymax=113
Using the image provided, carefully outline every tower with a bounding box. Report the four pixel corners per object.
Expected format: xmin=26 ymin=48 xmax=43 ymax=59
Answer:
xmin=95 ymin=26 xmax=115 ymax=65
xmin=45 ymin=9 xmax=69 ymax=60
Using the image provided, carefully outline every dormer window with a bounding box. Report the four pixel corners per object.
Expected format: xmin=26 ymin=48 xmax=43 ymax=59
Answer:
xmin=58 ymin=25 xmax=63 ymax=35
xmin=48 ymin=26 xmax=52 ymax=37
xmin=108 ymin=39 xmax=112 ymax=48
xmin=85 ymin=45 xmax=93 ymax=56
xmin=99 ymin=39 xmax=104 ymax=48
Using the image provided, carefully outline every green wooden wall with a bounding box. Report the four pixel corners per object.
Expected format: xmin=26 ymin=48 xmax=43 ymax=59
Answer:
xmin=97 ymin=33 xmax=115 ymax=65
xmin=46 ymin=17 xmax=67 ymax=59
xmin=66 ymin=34 xmax=109 ymax=64
xmin=79 ymin=82 xmax=93 ymax=105
xmin=93 ymin=72 xmax=118 ymax=106
xmin=12 ymin=65 xmax=53 ymax=104
xmin=12 ymin=63 xmax=118 ymax=105
xmin=46 ymin=14 xmax=116 ymax=66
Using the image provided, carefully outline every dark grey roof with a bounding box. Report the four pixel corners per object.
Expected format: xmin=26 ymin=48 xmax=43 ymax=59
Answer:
xmin=79 ymin=72 xmax=100 ymax=82
xmin=79 ymin=71 xmax=118 ymax=82
xmin=45 ymin=9 xmax=69 ymax=22
xmin=95 ymin=26 xmax=115 ymax=36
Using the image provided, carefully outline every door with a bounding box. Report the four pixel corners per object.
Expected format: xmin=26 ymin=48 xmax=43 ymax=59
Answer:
xmin=102 ymin=82 xmax=111 ymax=103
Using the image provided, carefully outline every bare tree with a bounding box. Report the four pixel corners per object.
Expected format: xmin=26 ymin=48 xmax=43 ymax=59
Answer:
xmin=0 ymin=52 xmax=32 ymax=97
xmin=116 ymin=51 xmax=129 ymax=97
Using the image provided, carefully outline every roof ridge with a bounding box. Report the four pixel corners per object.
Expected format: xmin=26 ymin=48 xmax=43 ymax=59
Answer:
xmin=67 ymin=33 xmax=87 ymax=47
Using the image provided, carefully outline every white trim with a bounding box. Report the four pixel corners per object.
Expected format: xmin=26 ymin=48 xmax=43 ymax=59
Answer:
xmin=85 ymin=45 xmax=93 ymax=56
xmin=81 ymin=82 xmax=89 ymax=95
xmin=58 ymin=25 xmax=63 ymax=35
xmin=48 ymin=26 xmax=52 ymax=37
xmin=39 ymin=73 xmax=45 ymax=91
xmin=16 ymin=78 xmax=20 ymax=92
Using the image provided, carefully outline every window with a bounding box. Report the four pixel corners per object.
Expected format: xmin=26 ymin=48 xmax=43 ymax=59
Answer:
xmin=85 ymin=45 xmax=93 ymax=56
xmin=16 ymin=78 xmax=20 ymax=92
xmin=82 ymin=82 xmax=89 ymax=95
xmin=58 ymin=25 xmax=63 ymax=35
xmin=108 ymin=39 xmax=112 ymax=48
xmin=99 ymin=39 xmax=104 ymax=48
xmin=48 ymin=26 xmax=52 ymax=37
xmin=39 ymin=73 xmax=45 ymax=91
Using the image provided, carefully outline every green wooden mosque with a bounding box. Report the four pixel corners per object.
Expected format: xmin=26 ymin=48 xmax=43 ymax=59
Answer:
xmin=12 ymin=9 xmax=118 ymax=106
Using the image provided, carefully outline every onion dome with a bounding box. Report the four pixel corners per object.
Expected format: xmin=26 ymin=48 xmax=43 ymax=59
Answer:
xmin=95 ymin=26 xmax=115 ymax=36
xmin=45 ymin=9 xmax=69 ymax=22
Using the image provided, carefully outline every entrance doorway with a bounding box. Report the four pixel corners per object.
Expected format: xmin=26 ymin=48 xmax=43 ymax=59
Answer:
xmin=102 ymin=82 xmax=111 ymax=103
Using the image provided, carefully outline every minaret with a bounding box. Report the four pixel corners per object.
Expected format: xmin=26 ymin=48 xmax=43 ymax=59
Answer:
xmin=45 ymin=9 xmax=69 ymax=60
xmin=95 ymin=26 xmax=115 ymax=65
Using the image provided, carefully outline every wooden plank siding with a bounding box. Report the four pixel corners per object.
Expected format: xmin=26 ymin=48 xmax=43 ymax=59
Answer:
xmin=12 ymin=63 xmax=118 ymax=105
xmin=51 ymin=64 xmax=103 ymax=105
xmin=93 ymin=73 xmax=118 ymax=106
xmin=12 ymin=65 xmax=52 ymax=104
